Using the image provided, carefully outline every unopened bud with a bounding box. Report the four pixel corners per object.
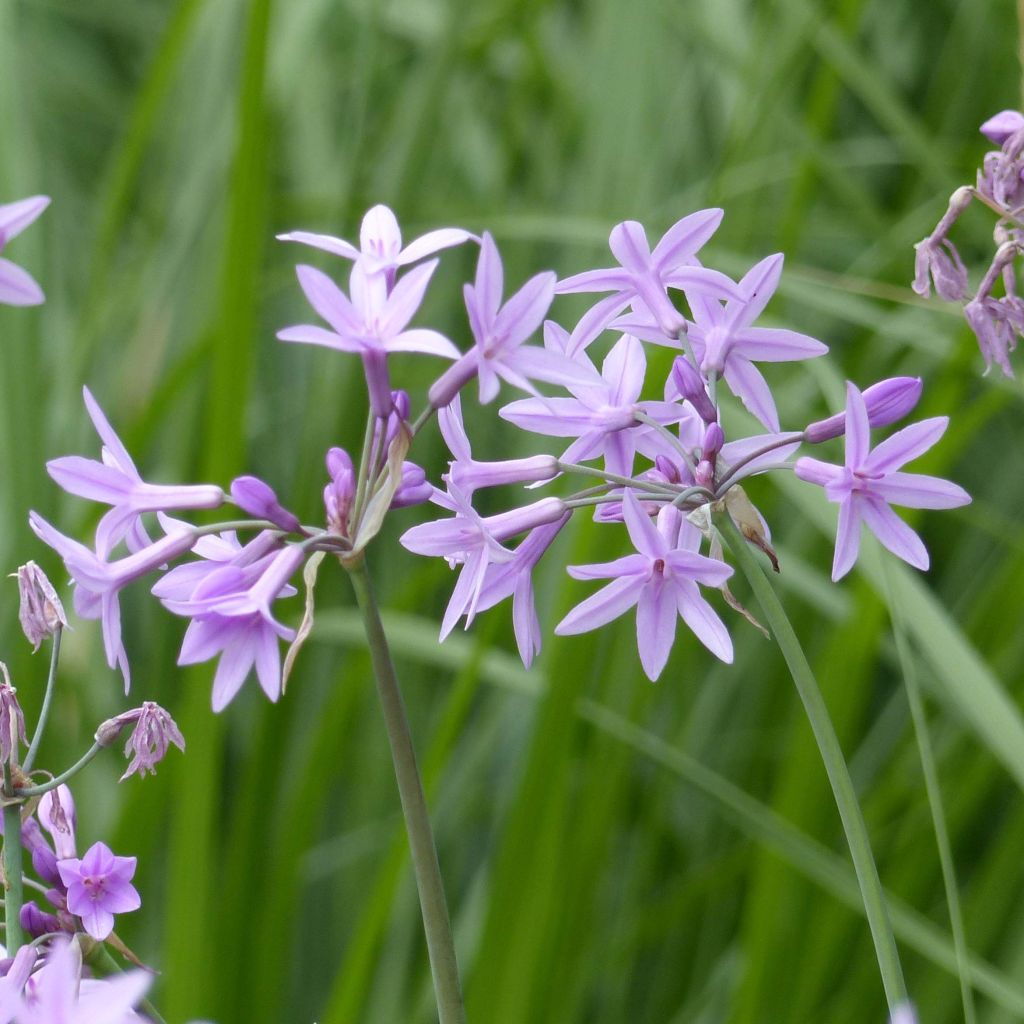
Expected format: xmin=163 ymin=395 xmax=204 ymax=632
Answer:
xmin=701 ymin=422 xmax=725 ymax=462
xmin=804 ymin=377 xmax=923 ymax=444
xmin=15 ymin=562 xmax=67 ymax=651
xmin=230 ymin=476 xmax=302 ymax=534
xmin=669 ymin=357 xmax=717 ymax=423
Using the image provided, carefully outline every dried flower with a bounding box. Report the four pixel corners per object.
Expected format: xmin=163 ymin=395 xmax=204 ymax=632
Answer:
xmin=95 ymin=701 xmax=185 ymax=781
xmin=15 ymin=561 xmax=68 ymax=651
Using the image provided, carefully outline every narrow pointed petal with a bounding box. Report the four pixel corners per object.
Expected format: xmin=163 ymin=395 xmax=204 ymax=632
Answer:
xmin=622 ymin=490 xmax=666 ymax=559
xmin=0 ymin=194 xmax=50 ymax=239
xmin=636 ymin=578 xmax=677 ymax=679
xmin=211 ymin=640 xmax=254 ymax=712
xmin=555 ymin=574 xmax=646 ymax=635
xmin=724 ymin=357 xmax=780 ymax=431
xmin=381 ymin=259 xmax=438 ymax=335
xmin=439 ymin=555 xmax=479 ymax=640
xmin=360 ymin=204 xmax=403 ymax=265
xmin=567 ymin=292 xmax=632 ymax=353
xmin=387 ymin=328 xmax=461 ymax=358
xmin=277 ymin=324 xmax=364 ymax=353
xmin=608 ymin=221 xmax=652 ymax=272
xmin=512 ymin=573 xmax=541 ymax=668
xmin=277 ymin=230 xmax=360 ymax=260
xmin=731 ymin=326 xmax=828 ymax=362
xmin=295 ymin=264 xmax=363 ymax=336
xmin=870 ymin=472 xmax=971 ymax=509
xmin=555 ymin=267 xmax=632 ymax=295
xmin=0 ymin=258 xmax=44 ymax=305
xmin=844 ymin=382 xmax=871 ymax=468
xmin=475 ymin=232 xmax=504 ymax=321
xmin=864 ymin=416 xmax=948 ymax=474
xmin=254 ymin=625 xmax=283 ymax=702
xmin=399 ymin=227 xmax=476 ymax=265
xmin=493 ymin=271 xmax=556 ymax=349
xmin=81 ymin=386 xmax=138 ymax=473
xmin=438 ymin=394 xmax=473 ymax=462
xmin=499 ymin=397 xmax=600 ymax=436
xmin=663 ymin=265 xmax=742 ymax=302
xmin=676 ymin=585 xmax=733 ymax=662
xmin=794 ymin=456 xmax=844 ymax=488
xmin=47 ymin=456 xmax=133 ymax=503
xmin=730 ymin=253 xmax=783 ymax=327
xmin=832 ymin=498 xmax=863 ymax=581
xmin=505 ymin=345 xmax=603 ymax=389
xmin=651 ymin=208 xmax=723 ymax=269
xmin=860 ymin=498 xmax=929 ymax=570
xmin=603 ymin=335 xmax=646 ymax=405
xmin=567 ymin=554 xmax=650 ymax=580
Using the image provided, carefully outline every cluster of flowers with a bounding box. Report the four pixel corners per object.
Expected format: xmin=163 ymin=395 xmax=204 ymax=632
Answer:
xmin=913 ymin=109 xmax=1024 ymax=375
xmin=21 ymin=202 xmax=970 ymax=697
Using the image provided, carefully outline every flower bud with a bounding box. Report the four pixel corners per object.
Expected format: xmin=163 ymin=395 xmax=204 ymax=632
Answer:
xmin=701 ymin=422 xmax=724 ymax=462
xmin=390 ymin=462 xmax=435 ymax=510
xmin=0 ymin=665 xmax=26 ymax=766
xmin=15 ymin=561 xmax=67 ymax=651
xmin=20 ymin=901 xmax=62 ymax=939
xmin=230 ymin=476 xmax=302 ymax=534
xmin=324 ymin=447 xmax=356 ymax=536
xmin=804 ymin=377 xmax=923 ymax=444
xmin=981 ymin=110 xmax=1024 ymax=146
xmin=669 ymin=357 xmax=717 ymax=423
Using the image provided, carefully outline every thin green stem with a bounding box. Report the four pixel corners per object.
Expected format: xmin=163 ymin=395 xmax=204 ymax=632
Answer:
xmin=16 ymin=742 xmax=103 ymax=797
xmin=715 ymin=510 xmax=907 ymax=1010
xmin=713 ymin=432 xmax=805 ymax=495
xmin=350 ymin=412 xmax=378 ymax=529
xmin=555 ymin=460 xmax=677 ymax=496
xmin=346 ymin=558 xmax=466 ymax=1024
xmin=2 ymin=767 xmax=23 ymax=952
xmin=23 ymin=627 xmax=62 ymax=773
xmin=883 ymin=561 xmax=976 ymax=1024
xmin=632 ymin=411 xmax=698 ymax=472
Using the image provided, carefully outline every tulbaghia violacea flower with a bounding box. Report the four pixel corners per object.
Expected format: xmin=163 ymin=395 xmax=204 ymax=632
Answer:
xmin=0 ymin=664 xmax=26 ymax=765
xmin=15 ymin=561 xmax=68 ymax=651
xmin=556 ymin=491 xmax=734 ymax=679
xmin=0 ymin=195 xmax=50 ymax=306
xmin=963 ymin=295 xmax=1019 ymax=377
xmin=95 ymin=701 xmax=185 ymax=781
xmin=57 ymin=842 xmax=141 ymax=941
xmin=29 ymin=515 xmax=198 ymax=689
xmin=804 ymin=377 xmax=922 ymax=443
xmin=278 ymin=260 xmax=460 ymax=416
xmin=162 ymin=545 xmax=304 ymax=711
xmin=794 ymin=382 xmax=971 ymax=580
xmin=46 ymin=388 xmax=224 ymax=558
xmin=555 ymin=210 xmax=740 ymax=351
xmin=500 ymin=334 xmax=694 ymax=478
xmin=278 ymin=203 xmax=474 ymax=287
xmin=428 ymin=233 xmax=592 ymax=407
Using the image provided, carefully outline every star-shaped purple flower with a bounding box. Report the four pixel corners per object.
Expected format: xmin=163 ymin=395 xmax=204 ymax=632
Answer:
xmin=795 ymin=382 xmax=971 ymax=580
xmin=0 ymin=195 xmax=50 ymax=306
xmin=556 ymin=491 xmax=734 ymax=679
xmin=57 ymin=841 xmax=141 ymax=941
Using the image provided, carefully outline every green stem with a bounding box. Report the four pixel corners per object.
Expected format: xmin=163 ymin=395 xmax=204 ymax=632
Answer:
xmin=346 ymin=557 xmax=466 ymax=1024
xmin=883 ymin=561 xmax=976 ymax=1024
xmin=715 ymin=510 xmax=907 ymax=1010
xmin=23 ymin=627 xmax=62 ymax=773
xmin=16 ymin=742 xmax=103 ymax=797
xmin=556 ymin=460 xmax=677 ymax=496
xmin=2 ymin=767 xmax=23 ymax=953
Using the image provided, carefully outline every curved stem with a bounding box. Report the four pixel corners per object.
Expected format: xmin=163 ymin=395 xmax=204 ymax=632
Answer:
xmin=346 ymin=557 xmax=466 ymax=1024
xmin=16 ymin=742 xmax=102 ymax=798
xmin=713 ymin=432 xmax=805 ymax=495
xmin=883 ymin=561 xmax=976 ymax=1024
xmin=556 ymin=460 xmax=677 ymax=496
xmin=632 ymin=411 xmax=699 ymax=473
xmin=23 ymin=628 xmax=62 ymax=773
xmin=715 ymin=510 xmax=907 ymax=1010
xmin=2 ymin=767 xmax=23 ymax=952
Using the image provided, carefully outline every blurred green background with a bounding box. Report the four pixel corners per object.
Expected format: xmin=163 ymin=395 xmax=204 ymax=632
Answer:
xmin=1 ymin=0 xmax=1022 ymax=1021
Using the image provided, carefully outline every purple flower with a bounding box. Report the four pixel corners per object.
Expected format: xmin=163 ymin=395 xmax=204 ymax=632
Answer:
xmin=499 ymin=334 xmax=693 ymax=478
xmin=556 ymin=210 xmax=740 ymax=350
xmin=278 ymin=260 xmax=460 ymax=416
xmin=15 ymin=561 xmax=68 ymax=651
xmin=795 ymin=382 xmax=971 ymax=581
xmin=29 ymin=515 xmax=198 ymax=689
xmin=428 ymin=233 xmax=592 ymax=407
xmin=95 ymin=702 xmax=185 ymax=781
xmin=0 ymin=195 xmax=50 ymax=306
xmin=57 ymin=841 xmax=141 ymax=941
xmin=163 ymin=545 xmax=303 ymax=711
xmin=278 ymin=203 xmax=473 ymax=287
xmin=46 ymin=388 xmax=224 ymax=557
xmin=556 ymin=491 xmax=734 ymax=679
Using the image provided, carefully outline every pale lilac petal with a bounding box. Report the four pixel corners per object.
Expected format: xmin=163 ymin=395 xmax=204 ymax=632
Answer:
xmin=622 ymin=490 xmax=666 ymax=559
xmin=512 ymin=573 xmax=541 ymax=668
xmin=832 ymin=498 xmax=862 ymax=581
xmin=277 ymin=324 xmax=365 ymax=352
xmin=723 ymin=357 xmax=780 ymax=431
xmin=253 ymin=624 xmax=282 ymax=702
xmin=277 ymin=230 xmax=360 ymax=260
xmin=844 ymin=382 xmax=871 ymax=468
xmin=864 ymin=417 xmax=948 ymax=474
xmin=664 ymin=550 xmax=733 ymax=587
xmin=567 ymin=554 xmax=649 ymax=580
xmin=388 ymin=328 xmax=461 ymax=359
xmin=46 ymin=456 xmax=133 ymax=503
xmin=493 ymin=271 xmax=556 ymax=349
xmin=603 ymin=335 xmax=645 ymax=406
xmin=381 ymin=259 xmax=438 ymax=335
xmin=439 ymin=553 xmax=481 ymax=640
xmin=398 ymin=227 xmax=475 ymax=265
xmin=794 ymin=456 xmax=844 ymax=488
xmin=438 ymin=394 xmax=472 ymax=462
xmin=80 ymin=904 xmax=116 ymax=940
xmin=211 ymin=641 xmax=254 ymax=712
xmin=650 ymin=208 xmax=723 ymax=269
xmin=567 ymin=293 xmax=632 ymax=353
xmin=555 ymin=574 xmax=646 ymax=635
xmin=559 ymin=431 xmax=604 ymax=464
xmin=500 ymin=397 xmax=601 ymax=436
xmin=295 ymin=265 xmax=363 ymax=336
xmin=731 ymin=327 xmax=828 ymax=362
xmin=870 ymin=472 xmax=971 ymax=509
xmin=360 ymin=204 xmax=403 ymax=266
xmin=475 ymin=232 xmax=504 ymax=322
xmin=860 ymin=498 xmax=929 ymax=570
xmin=555 ymin=267 xmax=632 ymax=295
xmin=0 ymin=258 xmax=44 ymax=305
xmin=663 ymin=265 xmax=742 ymax=302
xmin=602 ymin=428 xmax=636 ymax=479
xmin=636 ymin=578 xmax=677 ymax=679
xmin=608 ymin=221 xmax=651 ymax=272
xmin=0 ymin=194 xmax=50 ymax=239
xmin=504 ymin=345 xmax=602 ymax=388
xmin=676 ymin=584 xmax=733 ymax=662
xmin=477 ymin=361 xmax=501 ymax=404
xmin=730 ymin=253 xmax=783 ymax=328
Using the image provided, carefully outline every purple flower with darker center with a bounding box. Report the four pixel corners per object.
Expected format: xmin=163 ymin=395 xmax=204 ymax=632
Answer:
xmin=795 ymin=382 xmax=971 ymax=581
xmin=278 ymin=203 xmax=474 ymax=289
xmin=46 ymin=388 xmax=224 ymax=558
xmin=57 ymin=841 xmax=141 ymax=941
xmin=0 ymin=195 xmax=50 ymax=306
xmin=556 ymin=210 xmax=740 ymax=351
xmin=428 ymin=233 xmax=592 ymax=407
xmin=95 ymin=701 xmax=185 ymax=781
xmin=556 ymin=491 xmax=734 ymax=680
xmin=278 ymin=260 xmax=460 ymax=416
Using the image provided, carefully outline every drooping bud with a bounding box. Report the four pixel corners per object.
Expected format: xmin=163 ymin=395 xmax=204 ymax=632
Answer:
xmin=669 ymin=356 xmax=717 ymax=422
xmin=230 ymin=476 xmax=303 ymax=534
xmin=15 ymin=561 xmax=68 ymax=651
xmin=804 ymin=377 xmax=924 ymax=443
xmin=95 ymin=701 xmax=185 ymax=781
xmin=0 ymin=665 xmax=26 ymax=766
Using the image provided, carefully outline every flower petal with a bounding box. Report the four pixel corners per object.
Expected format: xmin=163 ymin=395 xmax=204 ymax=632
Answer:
xmin=399 ymin=227 xmax=476 ymax=265
xmin=860 ymin=498 xmax=929 ymax=570
xmin=869 ymin=471 xmax=971 ymax=510
xmin=276 ymin=230 xmax=360 ymax=260
xmin=832 ymin=498 xmax=862 ymax=581
xmin=0 ymin=258 xmax=43 ymax=305
xmin=864 ymin=417 xmax=948 ymax=474
xmin=650 ymin=208 xmax=723 ymax=269
xmin=636 ymin=577 xmax=677 ymax=679
xmin=555 ymin=574 xmax=646 ymax=635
